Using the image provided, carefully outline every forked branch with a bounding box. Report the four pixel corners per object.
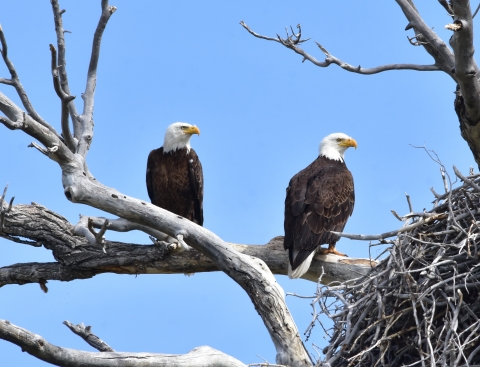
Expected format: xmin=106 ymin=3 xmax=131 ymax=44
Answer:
xmin=0 ymin=25 xmax=61 ymax=139
xmin=240 ymin=21 xmax=441 ymax=75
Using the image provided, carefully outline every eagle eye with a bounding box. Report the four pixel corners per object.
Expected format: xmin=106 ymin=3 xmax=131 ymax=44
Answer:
xmin=336 ymin=138 xmax=342 ymax=142
xmin=180 ymin=126 xmax=187 ymax=130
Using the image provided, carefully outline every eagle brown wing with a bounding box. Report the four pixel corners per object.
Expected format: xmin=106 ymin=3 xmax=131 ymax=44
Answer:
xmin=284 ymin=156 xmax=354 ymax=270
xmin=146 ymin=147 xmax=204 ymax=226
xmin=187 ymin=149 xmax=204 ymax=225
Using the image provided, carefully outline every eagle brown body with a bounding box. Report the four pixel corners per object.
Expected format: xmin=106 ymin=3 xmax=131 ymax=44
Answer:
xmin=284 ymin=156 xmax=354 ymax=269
xmin=146 ymin=147 xmax=204 ymax=225
xmin=284 ymin=133 xmax=357 ymax=278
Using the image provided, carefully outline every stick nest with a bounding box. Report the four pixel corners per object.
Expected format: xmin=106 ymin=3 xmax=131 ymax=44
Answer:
xmin=316 ymin=169 xmax=480 ymax=367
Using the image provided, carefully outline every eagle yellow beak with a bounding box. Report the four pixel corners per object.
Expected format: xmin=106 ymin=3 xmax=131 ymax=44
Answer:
xmin=185 ymin=125 xmax=200 ymax=136
xmin=339 ymin=138 xmax=357 ymax=149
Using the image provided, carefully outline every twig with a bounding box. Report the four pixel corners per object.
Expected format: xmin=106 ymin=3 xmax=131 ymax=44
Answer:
xmin=63 ymin=321 xmax=115 ymax=352
xmin=332 ymin=214 xmax=446 ymax=241
xmin=87 ymin=217 xmax=109 ymax=252
xmin=49 ymin=44 xmax=76 ymax=152
xmin=453 ymin=165 xmax=480 ymax=192
xmin=50 ymin=0 xmax=82 ymax=139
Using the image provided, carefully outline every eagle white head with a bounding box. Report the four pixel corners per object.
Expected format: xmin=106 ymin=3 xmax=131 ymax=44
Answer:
xmin=163 ymin=122 xmax=200 ymax=153
xmin=319 ymin=132 xmax=357 ymax=162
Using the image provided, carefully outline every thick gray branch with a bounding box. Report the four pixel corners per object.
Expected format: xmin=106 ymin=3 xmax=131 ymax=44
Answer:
xmin=395 ymin=0 xmax=455 ymax=76
xmin=0 ymin=203 xmax=372 ymax=287
xmin=448 ymin=0 xmax=480 ymax=123
xmin=0 ymin=319 xmax=246 ymax=367
xmin=240 ymin=21 xmax=441 ymax=75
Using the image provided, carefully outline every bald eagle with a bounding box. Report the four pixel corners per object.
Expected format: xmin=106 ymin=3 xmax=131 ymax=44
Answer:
xmin=284 ymin=133 xmax=357 ymax=279
xmin=146 ymin=122 xmax=203 ymax=226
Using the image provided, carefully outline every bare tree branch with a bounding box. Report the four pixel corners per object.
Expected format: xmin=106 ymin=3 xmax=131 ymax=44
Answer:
xmin=0 ymin=319 xmax=247 ymax=367
xmin=74 ymin=215 xmax=172 ymax=243
xmin=438 ymin=0 xmax=454 ymax=16
xmin=0 ymin=25 xmax=62 ymax=140
xmin=0 ymin=203 xmax=373 ymax=287
xmin=447 ymin=0 xmax=480 ymax=122
xmin=333 ymin=213 xmax=447 ymax=241
xmin=49 ymin=44 xmax=77 ymax=152
xmin=77 ymin=1 xmax=117 ymax=158
xmin=240 ymin=21 xmax=441 ymax=75
xmin=395 ymin=0 xmax=455 ymax=76
xmin=50 ymin=0 xmax=82 ymax=139
xmin=63 ymin=321 xmax=115 ymax=352
xmin=0 ymin=90 xmax=74 ymax=166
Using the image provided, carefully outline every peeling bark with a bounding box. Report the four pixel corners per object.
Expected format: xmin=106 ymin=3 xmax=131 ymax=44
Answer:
xmin=0 ymin=203 xmax=373 ymax=286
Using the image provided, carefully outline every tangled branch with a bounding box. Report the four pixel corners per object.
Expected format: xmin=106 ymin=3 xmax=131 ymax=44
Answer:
xmin=313 ymin=168 xmax=480 ymax=367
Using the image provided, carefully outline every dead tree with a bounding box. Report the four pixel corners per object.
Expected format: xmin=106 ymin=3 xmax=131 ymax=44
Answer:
xmin=0 ymin=2 xmax=373 ymax=366
xmin=241 ymin=0 xmax=480 ymax=168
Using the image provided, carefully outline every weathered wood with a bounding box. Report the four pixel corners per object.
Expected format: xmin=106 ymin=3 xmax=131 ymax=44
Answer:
xmin=0 ymin=203 xmax=373 ymax=286
xmin=63 ymin=321 xmax=115 ymax=352
xmin=0 ymin=319 xmax=246 ymax=367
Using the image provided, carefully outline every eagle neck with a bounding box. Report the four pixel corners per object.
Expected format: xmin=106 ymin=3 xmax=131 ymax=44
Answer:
xmin=163 ymin=147 xmax=191 ymax=156
xmin=319 ymin=151 xmax=344 ymax=163
xmin=163 ymin=141 xmax=191 ymax=154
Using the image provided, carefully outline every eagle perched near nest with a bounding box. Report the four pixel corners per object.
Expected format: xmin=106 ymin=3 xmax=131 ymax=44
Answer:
xmin=284 ymin=132 xmax=357 ymax=278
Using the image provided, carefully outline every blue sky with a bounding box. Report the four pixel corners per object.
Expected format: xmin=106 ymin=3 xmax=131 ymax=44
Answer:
xmin=0 ymin=1 xmax=476 ymax=365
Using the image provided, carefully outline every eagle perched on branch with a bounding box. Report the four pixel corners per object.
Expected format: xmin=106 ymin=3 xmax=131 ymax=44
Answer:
xmin=284 ymin=132 xmax=357 ymax=278
xmin=146 ymin=122 xmax=204 ymax=226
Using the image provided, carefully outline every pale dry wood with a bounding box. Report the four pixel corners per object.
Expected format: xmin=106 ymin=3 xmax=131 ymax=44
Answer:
xmin=50 ymin=0 xmax=82 ymax=140
xmin=63 ymin=321 xmax=115 ymax=352
xmin=240 ymin=21 xmax=440 ymax=75
xmin=0 ymin=319 xmax=246 ymax=367
xmin=0 ymin=203 xmax=373 ymax=286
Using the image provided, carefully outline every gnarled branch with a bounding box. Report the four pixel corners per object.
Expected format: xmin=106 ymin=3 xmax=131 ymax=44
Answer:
xmin=0 ymin=203 xmax=373 ymax=287
xmin=0 ymin=319 xmax=246 ymax=367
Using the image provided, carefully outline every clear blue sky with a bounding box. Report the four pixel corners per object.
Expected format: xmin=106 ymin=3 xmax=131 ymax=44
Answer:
xmin=0 ymin=1 xmax=475 ymax=365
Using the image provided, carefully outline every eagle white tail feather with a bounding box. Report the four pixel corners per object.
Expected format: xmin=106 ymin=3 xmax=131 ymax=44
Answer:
xmin=288 ymin=251 xmax=315 ymax=279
